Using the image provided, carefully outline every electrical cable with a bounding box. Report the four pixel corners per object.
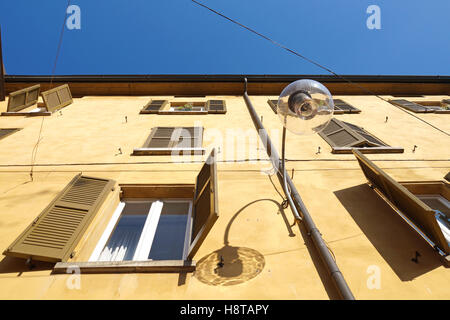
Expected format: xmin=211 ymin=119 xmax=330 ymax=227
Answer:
xmin=30 ymin=0 xmax=71 ymax=181
xmin=190 ymin=0 xmax=450 ymax=137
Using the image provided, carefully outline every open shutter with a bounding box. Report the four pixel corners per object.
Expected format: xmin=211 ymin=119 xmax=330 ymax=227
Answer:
xmin=143 ymin=127 xmax=175 ymax=148
xmin=206 ymin=100 xmax=226 ymax=114
xmin=445 ymin=172 xmax=450 ymax=183
xmin=187 ymin=148 xmax=219 ymax=260
xmin=267 ymin=99 xmax=278 ymax=114
xmin=140 ymin=100 xmax=168 ymax=114
xmin=333 ymin=99 xmax=361 ymax=114
xmin=3 ymin=174 xmax=116 ymax=263
xmin=353 ymin=150 xmax=450 ymax=254
xmin=7 ymin=85 xmax=41 ymax=112
xmin=319 ymin=118 xmax=364 ymax=148
xmin=41 ymin=84 xmax=73 ymax=113
xmin=389 ymin=99 xmax=430 ymax=113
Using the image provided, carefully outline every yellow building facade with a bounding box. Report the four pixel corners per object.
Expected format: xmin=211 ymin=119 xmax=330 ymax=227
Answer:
xmin=0 ymin=76 xmax=449 ymax=299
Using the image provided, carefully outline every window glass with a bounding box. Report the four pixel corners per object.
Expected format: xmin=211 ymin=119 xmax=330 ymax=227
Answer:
xmin=148 ymin=202 xmax=190 ymax=260
xmin=99 ymin=202 xmax=152 ymax=261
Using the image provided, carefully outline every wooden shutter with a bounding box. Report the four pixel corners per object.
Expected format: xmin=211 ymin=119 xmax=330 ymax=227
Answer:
xmin=353 ymin=150 xmax=450 ymax=254
xmin=188 ymin=148 xmax=219 ymax=260
xmin=140 ymin=100 xmax=168 ymax=114
xmin=389 ymin=99 xmax=432 ymax=113
xmin=333 ymin=99 xmax=361 ymax=114
xmin=267 ymin=99 xmax=278 ymax=114
xmin=445 ymin=172 xmax=450 ymax=183
xmin=41 ymin=84 xmax=73 ymax=113
xmin=7 ymin=85 xmax=41 ymax=112
xmin=206 ymin=100 xmax=226 ymax=114
xmin=3 ymin=174 xmax=116 ymax=263
xmin=319 ymin=118 xmax=402 ymax=154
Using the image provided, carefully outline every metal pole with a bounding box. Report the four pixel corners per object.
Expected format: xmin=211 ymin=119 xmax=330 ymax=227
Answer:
xmin=0 ymin=26 xmax=5 ymax=101
xmin=243 ymin=80 xmax=355 ymax=300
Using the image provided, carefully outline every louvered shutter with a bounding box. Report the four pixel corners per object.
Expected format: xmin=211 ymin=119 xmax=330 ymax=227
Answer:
xmin=333 ymin=99 xmax=361 ymax=114
xmin=7 ymin=85 xmax=41 ymax=112
xmin=143 ymin=127 xmax=175 ymax=148
xmin=41 ymin=84 xmax=73 ymax=113
xmin=206 ymin=100 xmax=226 ymax=114
xmin=319 ymin=118 xmax=363 ymax=148
xmin=353 ymin=150 xmax=450 ymax=254
xmin=188 ymin=148 xmax=218 ymax=260
xmin=3 ymin=174 xmax=116 ymax=263
xmin=389 ymin=99 xmax=430 ymax=113
xmin=140 ymin=100 xmax=168 ymax=114
xmin=267 ymin=99 xmax=278 ymax=114
xmin=0 ymin=128 xmax=20 ymax=140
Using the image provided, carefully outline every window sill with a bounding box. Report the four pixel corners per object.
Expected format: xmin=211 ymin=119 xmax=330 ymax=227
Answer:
xmin=53 ymin=260 xmax=196 ymax=274
xmin=332 ymin=147 xmax=404 ymax=154
xmin=132 ymin=147 xmax=205 ymax=156
xmin=158 ymin=110 xmax=208 ymax=115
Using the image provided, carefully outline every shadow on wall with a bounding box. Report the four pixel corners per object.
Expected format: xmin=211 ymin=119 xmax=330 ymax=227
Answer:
xmin=0 ymin=256 xmax=53 ymax=276
xmin=334 ymin=184 xmax=442 ymax=281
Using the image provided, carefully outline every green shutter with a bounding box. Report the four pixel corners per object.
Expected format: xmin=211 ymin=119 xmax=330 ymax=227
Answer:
xmin=353 ymin=150 xmax=450 ymax=255
xmin=319 ymin=118 xmax=402 ymax=154
xmin=140 ymin=100 xmax=169 ymax=114
xmin=3 ymin=174 xmax=116 ymax=263
xmin=333 ymin=99 xmax=361 ymax=114
xmin=7 ymin=85 xmax=41 ymax=112
xmin=188 ymin=148 xmax=219 ymax=260
xmin=389 ymin=99 xmax=431 ymax=113
xmin=41 ymin=84 xmax=73 ymax=113
xmin=206 ymin=100 xmax=226 ymax=114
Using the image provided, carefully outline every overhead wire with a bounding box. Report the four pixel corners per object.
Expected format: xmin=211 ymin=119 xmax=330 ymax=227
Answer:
xmin=190 ymin=0 xmax=450 ymax=137
xmin=30 ymin=0 xmax=72 ymax=181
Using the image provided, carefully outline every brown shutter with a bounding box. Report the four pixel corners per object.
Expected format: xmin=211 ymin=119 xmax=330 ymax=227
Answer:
xmin=187 ymin=148 xmax=219 ymax=260
xmin=445 ymin=172 xmax=450 ymax=182
xmin=267 ymin=99 xmax=278 ymax=114
xmin=7 ymin=85 xmax=41 ymax=112
xmin=353 ymin=150 xmax=450 ymax=254
xmin=3 ymin=174 xmax=116 ymax=263
xmin=41 ymin=84 xmax=73 ymax=113
xmin=389 ymin=99 xmax=430 ymax=113
xmin=143 ymin=127 xmax=175 ymax=148
xmin=206 ymin=100 xmax=226 ymax=114
xmin=333 ymin=99 xmax=361 ymax=114
xmin=319 ymin=118 xmax=364 ymax=148
xmin=0 ymin=128 xmax=20 ymax=140
xmin=140 ymin=100 xmax=168 ymax=114
xmin=319 ymin=118 xmax=402 ymax=153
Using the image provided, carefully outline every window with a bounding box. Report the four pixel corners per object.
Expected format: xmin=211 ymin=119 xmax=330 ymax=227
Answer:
xmin=333 ymin=99 xmax=361 ymax=114
xmin=91 ymin=199 xmax=193 ymax=262
xmin=0 ymin=128 xmax=21 ymax=141
xmin=1 ymin=85 xmax=51 ymax=117
xmin=353 ymin=150 xmax=450 ymax=261
xmin=133 ymin=126 xmax=205 ymax=155
xmin=389 ymin=99 xmax=450 ymax=114
xmin=140 ymin=99 xmax=226 ymax=114
xmin=267 ymin=98 xmax=361 ymax=115
xmin=318 ymin=118 xmax=403 ymax=154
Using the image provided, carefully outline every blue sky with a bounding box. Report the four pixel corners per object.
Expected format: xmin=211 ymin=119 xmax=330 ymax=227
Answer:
xmin=0 ymin=0 xmax=449 ymax=75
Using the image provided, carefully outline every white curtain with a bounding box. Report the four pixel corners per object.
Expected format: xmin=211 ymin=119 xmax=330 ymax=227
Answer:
xmin=98 ymin=216 xmax=144 ymax=262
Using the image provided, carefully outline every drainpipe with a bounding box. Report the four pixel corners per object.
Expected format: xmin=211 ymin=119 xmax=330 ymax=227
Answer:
xmin=243 ymin=78 xmax=355 ymax=300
